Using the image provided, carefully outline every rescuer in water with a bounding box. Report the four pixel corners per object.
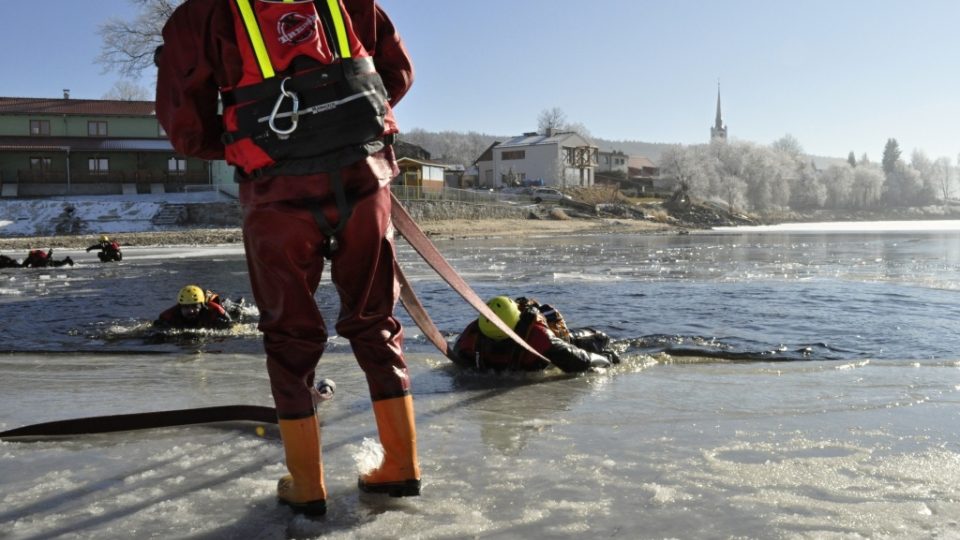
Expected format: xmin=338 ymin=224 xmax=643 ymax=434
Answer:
xmin=153 ymin=285 xmax=233 ymax=331
xmin=452 ymin=296 xmax=621 ymax=373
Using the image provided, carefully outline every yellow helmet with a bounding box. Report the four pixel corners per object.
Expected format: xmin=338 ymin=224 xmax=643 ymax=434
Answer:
xmin=99 ymin=234 xmax=109 ymax=242
xmin=178 ymin=285 xmax=205 ymax=305
xmin=478 ymin=296 xmax=520 ymax=340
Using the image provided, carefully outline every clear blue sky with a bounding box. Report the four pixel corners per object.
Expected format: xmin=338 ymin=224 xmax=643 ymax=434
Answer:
xmin=4 ymin=0 xmax=960 ymax=160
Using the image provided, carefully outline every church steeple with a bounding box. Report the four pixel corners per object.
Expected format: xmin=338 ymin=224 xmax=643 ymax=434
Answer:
xmin=711 ymin=81 xmax=727 ymax=141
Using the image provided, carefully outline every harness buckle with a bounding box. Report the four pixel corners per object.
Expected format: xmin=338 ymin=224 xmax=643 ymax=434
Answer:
xmin=269 ymin=77 xmax=300 ymax=139
xmin=323 ymin=236 xmax=339 ymax=259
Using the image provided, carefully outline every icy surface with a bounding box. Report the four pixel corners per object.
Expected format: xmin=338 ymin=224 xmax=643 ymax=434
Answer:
xmin=3 ymin=224 xmax=960 ymax=537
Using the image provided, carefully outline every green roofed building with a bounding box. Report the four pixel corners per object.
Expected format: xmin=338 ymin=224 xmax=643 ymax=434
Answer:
xmin=0 ymin=94 xmax=225 ymax=197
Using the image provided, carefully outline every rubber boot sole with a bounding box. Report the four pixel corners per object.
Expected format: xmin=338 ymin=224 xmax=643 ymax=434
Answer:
xmin=357 ymin=478 xmax=421 ymax=497
xmin=278 ymin=497 xmax=327 ymax=516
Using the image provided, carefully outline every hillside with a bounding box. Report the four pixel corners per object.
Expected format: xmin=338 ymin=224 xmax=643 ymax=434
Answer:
xmin=401 ymin=128 xmax=674 ymax=165
xmin=400 ymin=128 xmax=844 ymax=168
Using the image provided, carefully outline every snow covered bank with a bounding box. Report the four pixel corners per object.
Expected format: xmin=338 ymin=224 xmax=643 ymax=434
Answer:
xmin=0 ymin=192 xmax=234 ymax=237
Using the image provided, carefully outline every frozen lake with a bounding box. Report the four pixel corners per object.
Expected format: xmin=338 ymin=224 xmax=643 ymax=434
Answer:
xmin=2 ymin=221 xmax=960 ymax=538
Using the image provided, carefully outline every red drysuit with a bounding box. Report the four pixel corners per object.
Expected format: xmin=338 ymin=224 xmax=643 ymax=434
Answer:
xmin=156 ymin=0 xmax=414 ymax=418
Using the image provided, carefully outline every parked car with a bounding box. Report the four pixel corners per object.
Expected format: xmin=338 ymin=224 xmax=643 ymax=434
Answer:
xmin=530 ymin=187 xmax=571 ymax=203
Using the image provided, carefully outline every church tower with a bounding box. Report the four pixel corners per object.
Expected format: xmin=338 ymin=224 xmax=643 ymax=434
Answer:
xmin=710 ymin=82 xmax=727 ymax=141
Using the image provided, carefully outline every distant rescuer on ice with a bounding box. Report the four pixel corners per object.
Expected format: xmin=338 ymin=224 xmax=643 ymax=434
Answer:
xmin=21 ymin=249 xmax=73 ymax=268
xmin=156 ymin=0 xmax=418 ymax=517
xmin=86 ymin=234 xmax=122 ymax=262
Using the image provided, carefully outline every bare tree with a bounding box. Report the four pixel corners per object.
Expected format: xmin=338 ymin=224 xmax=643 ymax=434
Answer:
xmin=537 ymin=107 xmax=567 ymax=135
xmin=97 ymin=0 xmax=182 ymax=78
xmin=564 ymin=121 xmax=592 ymax=139
xmin=102 ymin=80 xmax=151 ymax=101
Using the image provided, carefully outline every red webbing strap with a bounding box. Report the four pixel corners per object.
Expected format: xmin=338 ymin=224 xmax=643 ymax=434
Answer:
xmin=389 ymin=194 xmax=550 ymax=364
xmin=0 ymin=405 xmax=278 ymax=440
xmin=394 ymin=261 xmax=452 ymax=361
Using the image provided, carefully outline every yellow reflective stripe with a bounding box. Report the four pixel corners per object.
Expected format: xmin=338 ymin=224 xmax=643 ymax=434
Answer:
xmin=325 ymin=0 xmax=352 ymax=59
xmin=235 ymin=0 xmax=275 ymax=79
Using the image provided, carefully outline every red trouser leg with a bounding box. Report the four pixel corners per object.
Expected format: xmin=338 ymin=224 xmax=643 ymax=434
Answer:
xmin=331 ymin=185 xmax=411 ymax=402
xmin=243 ymin=184 xmax=410 ymax=417
xmin=244 ymin=202 xmax=328 ymax=417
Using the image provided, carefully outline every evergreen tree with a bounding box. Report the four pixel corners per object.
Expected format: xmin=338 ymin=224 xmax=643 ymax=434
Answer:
xmin=847 ymin=151 xmax=857 ymax=167
xmin=882 ymin=138 xmax=901 ymax=176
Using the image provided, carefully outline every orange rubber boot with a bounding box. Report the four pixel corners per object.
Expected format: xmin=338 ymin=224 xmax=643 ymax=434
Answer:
xmin=277 ymin=416 xmax=327 ymax=515
xmin=358 ymin=395 xmax=421 ymax=497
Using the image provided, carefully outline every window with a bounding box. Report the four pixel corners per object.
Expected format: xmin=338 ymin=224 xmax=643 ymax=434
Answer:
xmin=88 ymin=158 xmax=109 ymax=175
xmin=88 ymin=121 xmax=108 ymax=136
xmin=168 ymin=157 xmax=187 ymax=175
xmin=501 ymin=150 xmax=525 ymax=160
xmin=29 ymin=119 xmax=50 ymax=136
xmin=30 ymin=157 xmax=52 ymax=170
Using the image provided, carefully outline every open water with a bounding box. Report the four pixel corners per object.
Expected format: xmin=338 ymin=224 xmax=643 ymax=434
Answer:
xmin=2 ymin=220 xmax=960 ymax=539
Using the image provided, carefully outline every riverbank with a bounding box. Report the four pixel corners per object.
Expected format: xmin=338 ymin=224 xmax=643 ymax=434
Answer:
xmin=0 ymin=216 xmax=674 ymax=251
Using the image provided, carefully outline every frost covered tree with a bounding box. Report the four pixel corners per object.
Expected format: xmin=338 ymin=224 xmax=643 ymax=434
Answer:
xmin=771 ymin=134 xmax=803 ymax=159
xmin=821 ymin=165 xmax=855 ymax=209
xmin=851 ymin=166 xmax=884 ymax=209
xmin=790 ymin=161 xmax=826 ymax=210
xmin=933 ymin=157 xmax=953 ymax=203
xmin=658 ymin=145 xmax=700 ymax=191
xmin=883 ymin=161 xmax=928 ymax=207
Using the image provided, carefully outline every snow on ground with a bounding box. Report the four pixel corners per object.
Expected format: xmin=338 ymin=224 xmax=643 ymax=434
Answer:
xmin=0 ymin=192 xmax=232 ymax=237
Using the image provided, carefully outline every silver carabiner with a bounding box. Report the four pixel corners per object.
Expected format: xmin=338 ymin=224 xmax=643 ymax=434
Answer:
xmin=269 ymin=77 xmax=299 ymax=138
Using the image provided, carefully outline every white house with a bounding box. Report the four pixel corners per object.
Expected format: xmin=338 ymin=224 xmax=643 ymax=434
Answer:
xmin=475 ymin=130 xmax=598 ymax=189
xmin=597 ymin=149 xmax=629 ymax=175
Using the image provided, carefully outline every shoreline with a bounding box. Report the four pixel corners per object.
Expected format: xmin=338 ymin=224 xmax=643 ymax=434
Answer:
xmin=0 ymin=217 xmax=676 ymax=251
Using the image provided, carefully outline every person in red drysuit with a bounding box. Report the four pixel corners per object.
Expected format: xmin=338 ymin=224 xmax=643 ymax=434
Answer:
xmin=452 ymin=296 xmax=617 ymax=373
xmin=153 ymin=285 xmax=233 ymax=331
xmin=156 ymin=0 xmax=418 ymax=517
xmin=21 ymin=249 xmax=73 ymax=268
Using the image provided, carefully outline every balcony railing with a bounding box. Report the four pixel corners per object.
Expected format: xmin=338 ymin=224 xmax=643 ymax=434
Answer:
xmin=15 ymin=170 xmax=209 ymax=184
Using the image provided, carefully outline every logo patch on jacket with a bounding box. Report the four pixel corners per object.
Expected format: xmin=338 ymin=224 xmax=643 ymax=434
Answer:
xmin=277 ymin=13 xmax=318 ymax=45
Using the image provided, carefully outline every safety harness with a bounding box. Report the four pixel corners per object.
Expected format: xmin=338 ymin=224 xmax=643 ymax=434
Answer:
xmin=221 ymin=0 xmax=392 ymax=179
xmin=222 ymin=0 xmax=397 ymax=256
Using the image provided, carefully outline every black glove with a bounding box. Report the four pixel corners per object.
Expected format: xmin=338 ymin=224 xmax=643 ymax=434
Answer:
xmin=601 ymin=349 xmax=622 ymax=364
xmin=569 ymin=328 xmax=610 ymax=353
xmin=587 ymin=352 xmax=612 ymax=369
